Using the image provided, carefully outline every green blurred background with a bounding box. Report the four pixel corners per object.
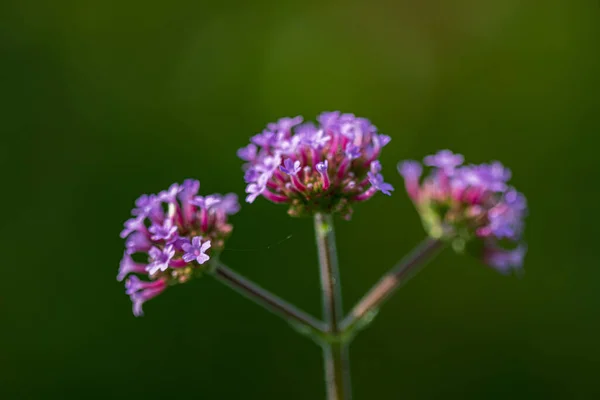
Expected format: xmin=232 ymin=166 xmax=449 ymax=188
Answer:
xmin=2 ymin=0 xmax=600 ymax=398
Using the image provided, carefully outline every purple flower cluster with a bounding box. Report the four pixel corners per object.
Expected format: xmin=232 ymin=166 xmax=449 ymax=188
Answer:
xmin=398 ymin=150 xmax=527 ymax=273
xmin=238 ymin=112 xmax=393 ymax=219
xmin=118 ymin=179 xmax=239 ymax=316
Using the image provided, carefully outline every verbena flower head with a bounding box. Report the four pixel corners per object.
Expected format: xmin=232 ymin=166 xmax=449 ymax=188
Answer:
xmin=398 ymin=150 xmax=528 ymax=273
xmin=118 ymin=179 xmax=239 ymax=316
xmin=238 ymin=112 xmax=393 ymax=219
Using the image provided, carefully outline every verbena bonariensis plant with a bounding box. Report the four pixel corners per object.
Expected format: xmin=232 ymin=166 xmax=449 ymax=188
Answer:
xmin=118 ymin=112 xmax=528 ymax=400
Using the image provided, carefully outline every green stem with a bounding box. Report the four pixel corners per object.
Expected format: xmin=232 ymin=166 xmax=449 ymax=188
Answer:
xmin=314 ymin=213 xmax=351 ymax=399
xmin=340 ymin=238 xmax=445 ymax=334
xmin=314 ymin=213 xmax=342 ymax=331
xmin=322 ymin=341 xmax=352 ymax=400
xmin=212 ymin=262 xmax=326 ymax=337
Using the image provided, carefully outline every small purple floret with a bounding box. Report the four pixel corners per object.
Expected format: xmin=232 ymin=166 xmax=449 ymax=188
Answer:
xmin=485 ymin=245 xmax=527 ymax=273
xmin=245 ymin=183 xmax=265 ymax=203
xmin=132 ymin=194 xmax=157 ymax=217
xmin=179 ymin=179 xmax=200 ymax=199
xmin=398 ymin=160 xmax=423 ymax=180
xmin=125 ymin=232 xmax=151 ymax=254
xmin=118 ymin=252 xmax=147 ymax=281
xmin=370 ymin=160 xmax=382 ymax=174
xmin=280 ymin=158 xmax=301 ymax=175
xmin=424 ymin=150 xmax=464 ymax=174
xmin=345 ymin=145 xmax=361 ymax=160
xmin=378 ymin=134 xmax=392 ymax=147
xmin=309 ymin=129 xmax=331 ymax=148
xmin=204 ymin=195 xmax=222 ymax=210
xmin=147 ymin=245 xmax=176 ymax=275
xmin=125 ymin=276 xmax=167 ymax=317
xmin=158 ymin=183 xmax=181 ymax=203
xmin=368 ymin=172 xmax=394 ymax=196
xmin=120 ymin=215 xmax=147 ymax=238
xmin=244 ymin=168 xmax=261 ymax=184
xmin=316 ymin=160 xmax=328 ymax=174
xmin=217 ymin=193 xmax=241 ymax=215
xmin=182 ymin=237 xmax=211 ymax=264
xmin=149 ymin=218 xmax=178 ymax=241
xmin=237 ymin=144 xmax=258 ymax=161
xmin=268 ymin=116 xmax=303 ymax=133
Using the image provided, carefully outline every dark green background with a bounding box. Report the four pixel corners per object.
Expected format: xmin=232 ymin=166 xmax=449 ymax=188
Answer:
xmin=2 ymin=0 xmax=599 ymax=398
